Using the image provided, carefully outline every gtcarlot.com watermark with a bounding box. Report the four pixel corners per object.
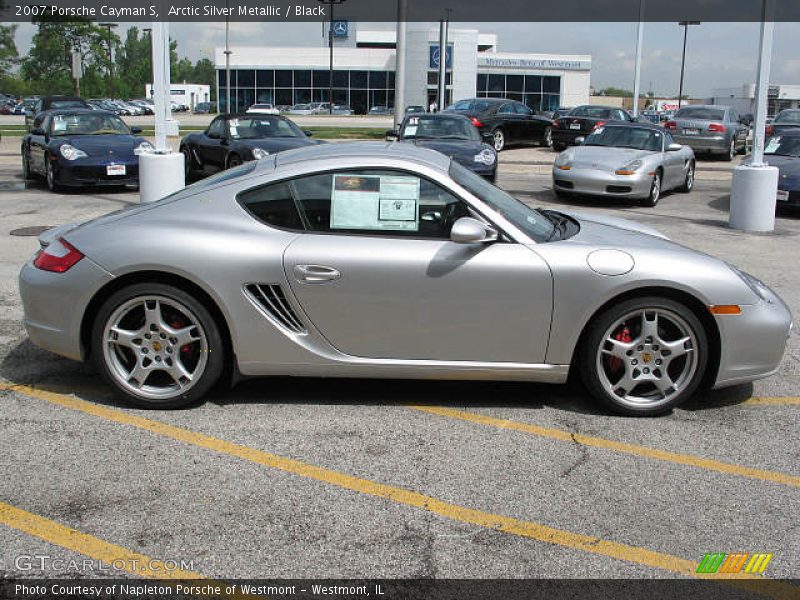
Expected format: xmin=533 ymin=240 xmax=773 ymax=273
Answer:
xmin=12 ymin=554 xmax=195 ymax=574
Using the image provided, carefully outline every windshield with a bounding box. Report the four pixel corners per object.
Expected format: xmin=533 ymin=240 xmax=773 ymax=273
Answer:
xmin=449 ymin=161 xmax=555 ymax=243
xmin=570 ymin=106 xmax=613 ymax=119
xmin=775 ymin=111 xmax=800 ymax=124
xmin=585 ymin=126 xmax=664 ymax=151
xmin=401 ymin=115 xmax=480 ymax=141
xmin=229 ymin=116 xmax=303 ymax=139
xmin=675 ymin=107 xmax=725 ymax=120
xmin=50 ymin=112 xmax=130 ymax=136
xmin=765 ymin=136 xmax=800 ymax=157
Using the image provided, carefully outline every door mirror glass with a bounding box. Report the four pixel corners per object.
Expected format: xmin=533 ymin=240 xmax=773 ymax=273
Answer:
xmin=450 ymin=216 xmax=498 ymax=244
xmin=386 ymin=129 xmax=399 ymax=141
xmin=130 ymin=126 xmax=142 ymax=134
xmin=667 ymin=143 xmax=682 ymax=152
xmin=304 ymin=130 xmax=314 ymax=137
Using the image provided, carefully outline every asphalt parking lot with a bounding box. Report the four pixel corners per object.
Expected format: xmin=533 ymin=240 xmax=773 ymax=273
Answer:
xmin=0 ymin=135 xmax=798 ymax=592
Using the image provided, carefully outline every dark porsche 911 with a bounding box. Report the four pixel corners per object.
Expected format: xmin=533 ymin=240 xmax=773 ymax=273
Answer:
xmin=387 ymin=113 xmax=497 ymax=181
xmin=22 ymin=109 xmax=151 ymax=192
xmin=764 ymin=129 xmax=800 ymax=208
xmin=180 ymin=114 xmax=320 ymax=180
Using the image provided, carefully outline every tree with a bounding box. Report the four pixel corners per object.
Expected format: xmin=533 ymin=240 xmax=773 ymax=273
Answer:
xmin=116 ymin=27 xmax=151 ymax=99
xmin=0 ymin=24 xmax=18 ymax=79
xmin=173 ymin=57 xmax=194 ymax=83
xmin=192 ymin=58 xmax=216 ymax=100
xmin=21 ymin=18 xmax=116 ymax=96
xmin=597 ymin=87 xmax=634 ymax=98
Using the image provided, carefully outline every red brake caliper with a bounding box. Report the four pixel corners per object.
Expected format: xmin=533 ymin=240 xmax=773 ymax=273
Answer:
xmin=608 ymin=326 xmax=632 ymax=372
xmin=170 ymin=317 xmax=191 ymax=355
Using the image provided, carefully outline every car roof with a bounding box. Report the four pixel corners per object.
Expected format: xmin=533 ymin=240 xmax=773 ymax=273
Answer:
xmin=42 ymin=108 xmax=115 ymax=116
xmin=273 ymin=141 xmax=451 ymax=172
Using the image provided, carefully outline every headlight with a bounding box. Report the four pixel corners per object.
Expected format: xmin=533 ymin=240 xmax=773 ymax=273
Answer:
xmin=615 ymin=159 xmax=643 ymax=175
xmin=134 ymin=141 xmax=154 ymax=156
xmin=473 ymin=148 xmax=496 ymax=166
xmin=554 ymin=151 xmax=573 ymax=170
xmin=59 ymin=144 xmax=87 ymax=160
xmin=252 ymin=148 xmax=270 ymax=160
xmin=730 ymin=265 xmax=772 ymax=302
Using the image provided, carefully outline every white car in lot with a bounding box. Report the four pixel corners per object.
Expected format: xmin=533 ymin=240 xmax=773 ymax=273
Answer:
xmin=246 ymin=103 xmax=280 ymax=115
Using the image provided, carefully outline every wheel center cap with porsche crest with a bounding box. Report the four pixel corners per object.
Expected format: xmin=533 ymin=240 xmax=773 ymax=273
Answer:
xmin=151 ymin=340 xmax=162 ymax=352
xmin=642 ymin=351 xmax=653 ymax=364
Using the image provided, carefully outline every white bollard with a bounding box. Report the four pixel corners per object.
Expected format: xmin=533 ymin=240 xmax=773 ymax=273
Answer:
xmin=139 ymin=151 xmax=185 ymax=204
xmin=729 ymin=164 xmax=778 ymax=232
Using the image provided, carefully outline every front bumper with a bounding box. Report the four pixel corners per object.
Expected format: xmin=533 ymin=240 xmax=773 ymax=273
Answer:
xmin=777 ymin=187 xmax=800 ymax=207
xmin=672 ymin=134 xmax=729 ymax=154
xmin=552 ymin=167 xmax=652 ymax=199
xmin=19 ymin=254 xmax=114 ymax=362
xmin=713 ymin=287 xmax=793 ymax=389
xmin=54 ymin=158 xmax=139 ymax=187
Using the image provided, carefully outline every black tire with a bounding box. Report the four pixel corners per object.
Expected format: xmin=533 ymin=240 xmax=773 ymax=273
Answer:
xmin=553 ymin=142 xmax=567 ymax=152
xmin=677 ymin=161 xmax=695 ymax=193
xmin=45 ymin=155 xmax=60 ymax=192
xmin=492 ymin=128 xmax=506 ymax=152
xmin=724 ymin=138 xmax=736 ymax=162
xmin=578 ymin=296 xmax=708 ymax=417
xmin=181 ymin=146 xmax=195 ymax=182
xmin=542 ymin=126 xmax=553 ymax=148
xmin=641 ymin=170 xmax=661 ymax=207
xmin=227 ymin=154 xmax=242 ymax=169
xmin=91 ymin=283 xmax=225 ymax=409
xmin=21 ymin=146 xmax=32 ymax=179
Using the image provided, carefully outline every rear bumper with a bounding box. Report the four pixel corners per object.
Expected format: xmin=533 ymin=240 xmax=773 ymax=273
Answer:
xmin=552 ymin=167 xmax=652 ymax=199
xmin=551 ymin=129 xmax=586 ymax=146
xmin=672 ymin=134 xmax=730 ymax=153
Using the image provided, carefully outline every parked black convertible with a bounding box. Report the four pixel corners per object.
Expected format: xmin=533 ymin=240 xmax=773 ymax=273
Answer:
xmin=180 ymin=114 xmax=320 ymax=180
xmin=22 ymin=109 xmax=150 ymax=192
xmin=444 ymin=98 xmax=553 ymax=152
xmin=387 ymin=113 xmax=497 ymax=181
xmin=764 ymin=129 xmax=800 ymax=208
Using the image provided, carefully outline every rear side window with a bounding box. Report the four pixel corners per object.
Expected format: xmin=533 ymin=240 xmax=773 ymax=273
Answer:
xmin=238 ymin=182 xmax=304 ymax=230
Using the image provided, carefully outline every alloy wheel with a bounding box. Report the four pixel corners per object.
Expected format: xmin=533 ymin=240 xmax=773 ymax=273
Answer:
xmin=101 ymin=295 xmax=208 ymax=402
xmin=685 ymin=164 xmax=694 ymax=191
xmin=595 ymin=307 xmax=699 ymax=410
xmin=544 ymin=126 xmax=553 ymax=148
xmin=646 ymin=172 xmax=661 ymax=206
xmin=493 ymin=130 xmax=505 ymax=152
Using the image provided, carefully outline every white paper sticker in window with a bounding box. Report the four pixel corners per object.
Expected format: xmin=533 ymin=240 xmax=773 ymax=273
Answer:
xmin=52 ymin=116 xmax=66 ymax=132
xmin=330 ymin=174 xmax=419 ymax=232
xmin=404 ymin=125 xmax=418 ymax=137
xmin=765 ymin=137 xmax=781 ymax=154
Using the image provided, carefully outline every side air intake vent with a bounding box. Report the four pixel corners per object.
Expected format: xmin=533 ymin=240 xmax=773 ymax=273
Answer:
xmin=244 ymin=284 xmax=307 ymax=334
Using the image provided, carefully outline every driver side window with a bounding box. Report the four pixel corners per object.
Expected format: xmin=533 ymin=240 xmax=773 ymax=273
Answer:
xmin=207 ymin=118 xmax=225 ymax=138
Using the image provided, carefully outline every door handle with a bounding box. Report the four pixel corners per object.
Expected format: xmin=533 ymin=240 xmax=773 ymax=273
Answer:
xmin=293 ymin=264 xmax=341 ymax=283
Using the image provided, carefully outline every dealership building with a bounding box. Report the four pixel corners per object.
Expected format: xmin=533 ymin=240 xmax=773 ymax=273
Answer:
xmin=709 ymin=83 xmax=800 ymax=116
xmin=214 ymin=24 xmax=591 ymax=114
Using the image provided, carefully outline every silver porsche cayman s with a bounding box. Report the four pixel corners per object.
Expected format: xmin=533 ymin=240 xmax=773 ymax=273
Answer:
xmin=19 ymin=142 xmax=792 ymax=416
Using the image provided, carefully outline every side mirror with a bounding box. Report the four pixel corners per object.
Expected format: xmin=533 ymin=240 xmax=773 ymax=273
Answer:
xmin=386 ymin=130 xmax=399 ymax=141
xmin=450 ymin=216 xmax=498 ymax=244
xmin=574 ymin=136 xmax=585 ymax=145
xmin=30 ymin=127 xmax=45 ymax=136
xmin=130 ymin=126 xmax=142 ymax=134
xmin=304 ymin=130 xmax=314 ymax=137
xmin=667 ymin=143 xmax=683 ymax=151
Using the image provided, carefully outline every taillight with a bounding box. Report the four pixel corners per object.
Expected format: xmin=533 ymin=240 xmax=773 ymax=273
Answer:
xmin=469 ymin=116 xmax=483 ymax=128
xmin=707 ymin=122 xmax=725 ymax=132
xmin=33 ymin=238 xmax=84 ymax=273
xmin=665 ymin=121 xmax=677 ymax=130
xmin=552 ymin=119 xmax=560 ymax=128
xmin=766 ymin=124 xmax=774 ymax=137
xmin=591 ymin=120 xmax=606 ymax=131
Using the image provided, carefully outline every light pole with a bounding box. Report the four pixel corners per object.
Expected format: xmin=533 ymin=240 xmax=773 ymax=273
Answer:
xmin=98 ymin=22 xmax=118 ymax=98
xmin=677 ymin=21 xmax=700 ymax=109
xmin=318 ymin=0 xmax=347 ymax=114
xmin=224 ymin=0 xmax=232 ymax=113
xmin=632 ymin=0 xmax=645 ymax=116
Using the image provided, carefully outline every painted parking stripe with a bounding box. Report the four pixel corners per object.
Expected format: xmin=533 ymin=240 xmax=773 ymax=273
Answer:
xmin=3 ymin=383 xmax=798 ymax=599
xmin=0 ymin=501 xmax=202 ymax=579
xmin=743 ymin=396 xmax=800 ymax=406
xmin=407 ymin=405 xmax=800 ymax=489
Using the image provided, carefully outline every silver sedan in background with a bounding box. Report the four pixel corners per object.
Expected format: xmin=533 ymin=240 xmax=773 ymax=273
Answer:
xmin=665 ymin=105 xmax=749 ymax=161
xmin=18 ymin=143 xmax=791 ymax=416
xmin=552 ymin=123 xmax=695 ymax=206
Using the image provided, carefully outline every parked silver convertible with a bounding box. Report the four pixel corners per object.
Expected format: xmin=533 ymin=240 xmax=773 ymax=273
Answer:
xmin=19 ymin=143 xmax=791 ymax=416
xmin=553 ymin=123 xmax=695 ymax=206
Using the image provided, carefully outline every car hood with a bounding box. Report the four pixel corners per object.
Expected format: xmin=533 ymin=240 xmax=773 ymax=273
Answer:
xmin=566 ymin=146 xmax=654 ymax=170
xmin=51 ymin=134 xmax=145 ymax=156
xmin=238 ymin=137 xmax=318 ymax=152
xmin=558 ymin=209 xmax=669 ymax=242
xmin=764 ymin=154 xmax=800 ymax=175
xmin=406 ymin=139 xmax=489 ymax=160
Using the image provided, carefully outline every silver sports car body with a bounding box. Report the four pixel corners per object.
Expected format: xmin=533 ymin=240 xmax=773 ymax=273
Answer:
xmin=552 ymin=123 xmax=695 ymax=206
xmin=19 ymin=142 xmax=791 ymax=416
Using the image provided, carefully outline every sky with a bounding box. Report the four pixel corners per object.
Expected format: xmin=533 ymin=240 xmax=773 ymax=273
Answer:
xmin=9 ymin=21 xmax=800 ymax=97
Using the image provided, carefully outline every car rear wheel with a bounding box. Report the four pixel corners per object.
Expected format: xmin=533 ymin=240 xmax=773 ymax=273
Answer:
xmin=92 ymin=283 xmax=224 ymax=409
xmin=642 ymin=171 xmax=661 ymax=207
xmin=543 ymin=126 xmax=553 ymax=148
xmin=725 ymin=138 xmax=736 ymax=162
xmin=678 ymin=161 xmax=694 ymax=193
xmin=227 ymin=154 xmax=242 ymax=169
xmin=492 ymin=129 xmax=506 ymax=152
xmin=579 ymin=297 xmax=708 ymax=416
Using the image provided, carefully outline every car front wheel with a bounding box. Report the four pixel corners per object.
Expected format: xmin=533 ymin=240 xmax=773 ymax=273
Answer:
xmin=22 ymin=147 xmax=32 ymax=179
xmin=92 ymin=283 xmax=224 ymax=409
xmin=579 ymin=297 xmax=708 ymax=416
xmin=45 ymin=157 xmax=59 ymax=192
xmin=642 ymin=171 xmax=661 ymax=207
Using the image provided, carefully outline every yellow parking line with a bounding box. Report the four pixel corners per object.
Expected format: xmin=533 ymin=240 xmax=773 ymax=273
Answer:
xmin=407 ymin=405 xmax=800 ymax=489
xmin=3 ymin=382 xmax=798 ymax=600
xmin=743 ymin=396 xmax=800 ymax=406
xmin=0 ymin=501 xmax=202 ymax=579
